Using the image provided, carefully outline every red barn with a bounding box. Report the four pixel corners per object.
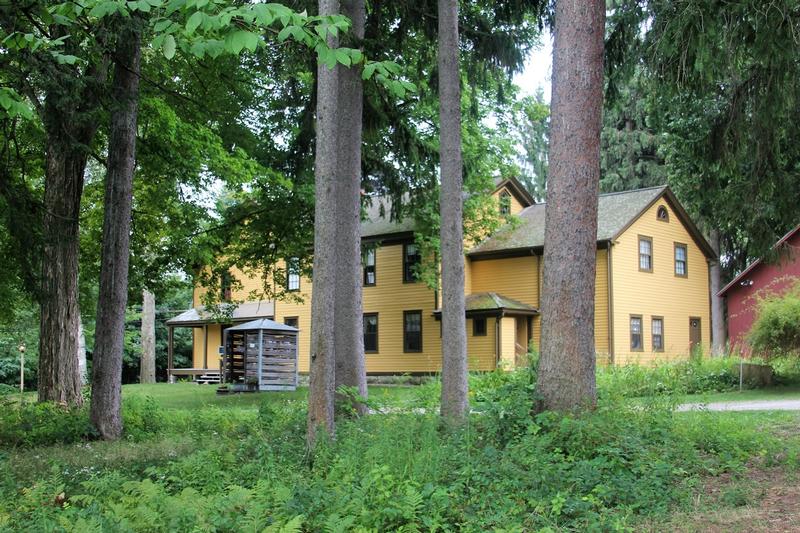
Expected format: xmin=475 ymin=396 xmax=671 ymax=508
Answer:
xmin=718 ymin=225 xmax=800 ymax=354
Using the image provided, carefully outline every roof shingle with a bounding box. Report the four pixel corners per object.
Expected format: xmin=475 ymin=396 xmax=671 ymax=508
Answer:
xmin=468 ymin=186 xmax=667 ymax=255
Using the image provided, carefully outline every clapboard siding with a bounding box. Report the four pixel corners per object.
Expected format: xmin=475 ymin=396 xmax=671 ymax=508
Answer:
xmin=470 ymin=256 xmax=539 ymax=305
xmin=611 ymin=200 xmax=710 ymax=364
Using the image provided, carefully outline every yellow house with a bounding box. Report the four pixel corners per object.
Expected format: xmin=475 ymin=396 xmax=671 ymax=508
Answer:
xmin=167 ymin=181 xmax=715 ymax=379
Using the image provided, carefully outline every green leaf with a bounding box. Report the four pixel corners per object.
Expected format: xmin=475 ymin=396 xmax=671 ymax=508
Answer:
xmin=277 ymin=26 xmax=292 ymax=42
xmin=227 ymin=30 xmax=259 ymax=55
xmin=162 ymin=34 xmax=176 ymax=59
xmin=58 ymin=54 xmax=79 ymax=64
xmin=361 ymin=62 xmax=377 ymax=80
xmin=186 ymin=11 xmax=203 ymax=34
xmin=153 ymin=18 xmax=172 ymax=32
xmin=334 ymin=48 xmax=351 ymax=67
xmin=253 ymin=4 xmax=275 ymax=26
xmin=88 ymin=1 xmax=119 ymax=18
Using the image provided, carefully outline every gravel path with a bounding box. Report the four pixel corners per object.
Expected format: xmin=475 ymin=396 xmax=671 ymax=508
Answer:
xmin=677 ymin=399 xmax=800 ymax=412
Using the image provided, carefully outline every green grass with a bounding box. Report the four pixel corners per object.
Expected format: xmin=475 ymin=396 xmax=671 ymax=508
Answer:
xmin=4 ymin=371 xmax=800 ymax=531
xmin=680 ymin=384 xmax=800 ymax=404
xmin=122 ymin=382 xmax=420 ymax=410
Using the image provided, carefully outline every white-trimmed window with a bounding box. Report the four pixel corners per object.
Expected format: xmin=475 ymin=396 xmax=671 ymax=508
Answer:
xmin=652 ymin=317 xmax=664 ymax=351
xmin=639 ymin=236 xmax=653 ymax=272
xmin=630 ymin=315 xmax=643 ymax=351
xmin=674 ymin=243 xmax=687 ymax=277
xmin=287 ymin=258 xmax=300 ymax=292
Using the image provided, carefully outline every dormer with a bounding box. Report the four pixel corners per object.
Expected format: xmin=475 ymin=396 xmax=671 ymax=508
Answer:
xmin=492 ymin=177 xmax=535 ymax=216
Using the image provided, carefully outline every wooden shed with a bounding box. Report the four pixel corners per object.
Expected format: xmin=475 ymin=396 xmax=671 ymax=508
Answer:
xmin=222 ymin=319 xmax=299 ymax=391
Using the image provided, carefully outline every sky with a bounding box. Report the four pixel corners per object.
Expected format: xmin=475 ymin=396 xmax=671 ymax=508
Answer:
xmin=513 ymin=29 xmax=553 ymax=102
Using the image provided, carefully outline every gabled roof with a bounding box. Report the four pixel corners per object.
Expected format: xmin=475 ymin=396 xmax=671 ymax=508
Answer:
xmin=718 ymin=223 xmax=800 ymax=297
xmin=468 ymin=186 xmax=717 ymax=259
xmin=361 ymin=177 xmax=534 ymax=239
xmin=493 ymin=177 xmax=536 ymax=208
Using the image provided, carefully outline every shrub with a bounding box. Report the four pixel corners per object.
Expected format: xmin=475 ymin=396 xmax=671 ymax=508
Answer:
xmin=0 ymin=401 xmax=94 ymax=447
xmin=597 ymin=357 xmax=743 ymax=398
xmin=122 ymin=395 xmax=167 ymax=440
xmin=749 ymin=281 xmax=800 ymax=356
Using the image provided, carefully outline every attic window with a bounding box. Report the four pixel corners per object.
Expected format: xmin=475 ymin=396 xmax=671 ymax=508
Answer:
xmin=499 ymin=191 xmax=511 ymax=215
xmin=657 ymin=206 xmax=669 ymax=222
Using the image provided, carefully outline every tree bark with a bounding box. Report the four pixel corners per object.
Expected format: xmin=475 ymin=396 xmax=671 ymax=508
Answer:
xmin=37 ymin=141 xmax=88 ymax=406
xmin=709 ymin=228 xmax=727 ymax=356
xmin=333 ymin=0 xmax=368 ymax=416
xmin=536 ymin=0 xmax=605 ymax=412
xmin=36 ymin=27 xmax=108 ymax=407
xmin=140 ymin=289 xmax=156 ymax=383
xmin=437 ymin=0 xmax=468 ymax=421
xmin=308 ymin=0 xmax=340 ymax=446
xmin=90 ymin=18 xmax=142 ymax=440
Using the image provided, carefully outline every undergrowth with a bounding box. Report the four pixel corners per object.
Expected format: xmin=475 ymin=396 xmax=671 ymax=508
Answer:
xmin=1 ymin=365 xmax=796 ymax=532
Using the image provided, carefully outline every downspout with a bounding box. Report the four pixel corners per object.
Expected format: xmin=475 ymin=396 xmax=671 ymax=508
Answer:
xmin=607 ymin=240 xmax=615 ymax=366
xmin=495 ymin=314 xmax=501 ymax=367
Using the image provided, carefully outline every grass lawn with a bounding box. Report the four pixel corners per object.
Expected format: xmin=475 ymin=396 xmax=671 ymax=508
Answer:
xmin=679 ymin=384 xmax=800 ymax=404
xmin=122 ymin=382 xmax=422 ymax=410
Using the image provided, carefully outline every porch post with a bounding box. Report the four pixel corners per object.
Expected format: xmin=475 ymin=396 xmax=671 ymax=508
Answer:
xmin=203 ymin=324 xmax=208 ymax=370
xmin=167 ymin=326 xmax=174 ymax=383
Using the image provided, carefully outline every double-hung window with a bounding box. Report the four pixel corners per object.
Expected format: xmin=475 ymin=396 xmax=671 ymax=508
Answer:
xmin=652 ymin=317 xmax=664 ymax=351
xmin=363 ymin=247 xmax=376 ymax=286
xmin=674 ymin=243 xmax=687 ymax=277
xmin=287 ymin=258 xmax=300 ymax=291
xmin=403 ymin=311 xmax=422 ymax=352
xmin=630 ymin=315 xmax=643 ymax=351
xmin=403 ymin=243 xmax=420 ymax=283
xmin=638 ymin=236 xmax=653 ymax=272
xmin=363 ymin=314 xmax=378 ymax=353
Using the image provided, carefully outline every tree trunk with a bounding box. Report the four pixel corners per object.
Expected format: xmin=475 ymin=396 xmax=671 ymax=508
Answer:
xmin=90 ymin=19 xmax=142 ymax=440
xmin=36 ymin=27 xmax=108 ymax=407
xmin=709 ymin=228 xmax=727 ymax=356
xmin=535 ymin=0 xmax=605 ymax=412
xmin=437 ymin=0 xmax=468 ymax=422
xmin=140 ymin=289 xmax=156 ymax=383
xmin=37 ymin=142 xmax=87 ymax=406
xmin=333 ymin=0 xmax=368 ymax=416
xmin=308 ymin=0 xmax=340 ymax=446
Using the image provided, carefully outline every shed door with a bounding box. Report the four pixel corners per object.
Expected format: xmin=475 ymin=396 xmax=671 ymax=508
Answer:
xmin=689 ymin=317 xmax=701 ymax=352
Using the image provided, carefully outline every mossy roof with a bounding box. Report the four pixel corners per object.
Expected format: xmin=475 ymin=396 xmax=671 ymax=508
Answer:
xmin=360 ymin=196 xmax=416 ymax=238
xmin=434 ymin=292 xmax=538 ymax=315
xmin=465 ymin=292 xmax=538 ymax=313
xmin=468 ymin=186 xmax=667 ymax=255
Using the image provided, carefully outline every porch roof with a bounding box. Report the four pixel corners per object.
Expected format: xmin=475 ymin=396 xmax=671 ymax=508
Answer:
xmin=433 ymin=292 xmax=539 ymax=318
xmin=166 ymin=301 xmax=274 ymax=327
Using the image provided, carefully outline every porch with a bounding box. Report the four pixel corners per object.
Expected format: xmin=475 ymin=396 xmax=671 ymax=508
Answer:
xmin=165 ymin=301 xmax=274 ymax=383
xmin=434 ymin=292 xmax=539 ymax=369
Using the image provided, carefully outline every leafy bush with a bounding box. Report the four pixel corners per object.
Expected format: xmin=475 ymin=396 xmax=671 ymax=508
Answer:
xmin=122 ymin=395 xmax=167 ymax=441
xmin=0 ymin=401 xmax=94 ymax=447
xmin=597 ymin=357 xmax=744 ymax=398
xmin=749 ymin=281 xmax=800 ymax=356
xmin=0 ymin=356 xmax=36 ymax=388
